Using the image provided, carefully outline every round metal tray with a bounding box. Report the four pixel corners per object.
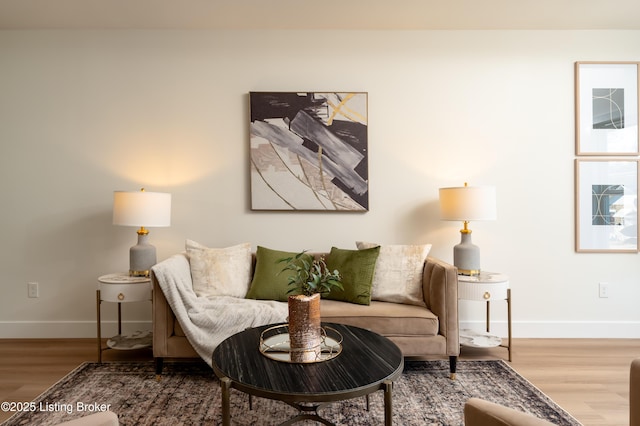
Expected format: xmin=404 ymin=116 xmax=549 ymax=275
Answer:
xmin=106 ymin=330 xmax=152 ymax=350
xmin=459 ymin=328 xmax=502 ymax=348
xmin=259 ymin=324 xmax=343 ymax=363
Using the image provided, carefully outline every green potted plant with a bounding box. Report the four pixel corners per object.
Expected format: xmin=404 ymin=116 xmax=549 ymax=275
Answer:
xmin=278 ymin=251 xmax=342 ymax=362
xmin=278 ymin=251 xmax=343 ymax=296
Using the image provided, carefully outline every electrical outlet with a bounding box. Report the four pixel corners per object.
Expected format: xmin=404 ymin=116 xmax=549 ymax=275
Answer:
xmin=27 ymin=282 xmax=39 ymax=298
xmin=599 ymin=282 xmax=609 ymax=298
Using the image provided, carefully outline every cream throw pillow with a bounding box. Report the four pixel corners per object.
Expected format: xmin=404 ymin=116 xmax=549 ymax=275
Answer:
xmin=186 ymin=240 xmax=252 ymax=299
xmin=356 ymin=241 xmax=432 ymax=306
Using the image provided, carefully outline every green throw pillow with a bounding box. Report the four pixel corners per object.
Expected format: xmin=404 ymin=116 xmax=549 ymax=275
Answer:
xmin=324 ymin=246 xmax=380 ymax=305
xmin=246 ymin=246 xmax=306 ymax=302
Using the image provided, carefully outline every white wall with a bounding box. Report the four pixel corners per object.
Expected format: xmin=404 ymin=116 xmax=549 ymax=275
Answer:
xmin=1 ymin=29 xmax=639 ymax=338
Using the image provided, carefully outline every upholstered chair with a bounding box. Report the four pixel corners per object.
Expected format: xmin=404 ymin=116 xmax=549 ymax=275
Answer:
xmin=466 ymin=357 xmax=640 ymax=426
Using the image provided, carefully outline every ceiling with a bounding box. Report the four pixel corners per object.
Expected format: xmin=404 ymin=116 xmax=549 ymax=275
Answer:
xmin=0 ymin=0 xmax=639 ymax=30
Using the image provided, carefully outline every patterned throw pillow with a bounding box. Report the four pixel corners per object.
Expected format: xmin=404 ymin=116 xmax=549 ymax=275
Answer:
xmin=356 ymin=242 xmax=432 ymax=306
xmin=186 ymin=240 xmax=252 ymax=299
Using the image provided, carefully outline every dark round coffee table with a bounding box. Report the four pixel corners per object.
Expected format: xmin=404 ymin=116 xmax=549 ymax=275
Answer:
xmin=212 ymin=322 xmax=404 ymax=426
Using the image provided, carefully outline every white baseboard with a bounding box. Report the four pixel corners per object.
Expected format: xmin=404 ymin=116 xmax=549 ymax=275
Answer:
xmin=460 ymin=320 xmax=640 ymax=338
xmin=0 ymin=321 xmax=152 ymax=339
xmin=1 ymin=320 xmax=639 ymax=339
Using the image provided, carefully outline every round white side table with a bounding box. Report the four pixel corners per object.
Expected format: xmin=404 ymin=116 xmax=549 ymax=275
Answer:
xmin=458 ymin=272 xmax=512 ymax=361
xmin=96 ymin=273 xmax=152 ymax=362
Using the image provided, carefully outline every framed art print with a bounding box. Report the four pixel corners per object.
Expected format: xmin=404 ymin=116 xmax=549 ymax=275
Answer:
xmin=575 ymin=159 xmax=638 ymax=252
xmin=575 ymin=62 xmax=639 ymax=155
xmin=249 ymin=92 xmax=368 ymax=211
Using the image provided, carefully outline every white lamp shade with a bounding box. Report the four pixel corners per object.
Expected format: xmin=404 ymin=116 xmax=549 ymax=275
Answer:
xmin=113 ymin=190 xmax=171 ymax=227
xmin=439 ymin=185 xmax=497 ymax=221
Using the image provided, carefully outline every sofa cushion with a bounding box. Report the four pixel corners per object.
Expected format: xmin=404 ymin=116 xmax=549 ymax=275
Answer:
xmin=324 ymin=246 xmax=380 ymax=305
xmin=320 ymin=299 xmax=439 ymax=337
xmin=246 ymin=246 xmax=310 ymax=302
xmin=186 ymin=240 xmax=252 ymax=298
xmin=356 ymin=241 xmax=432 ymax=306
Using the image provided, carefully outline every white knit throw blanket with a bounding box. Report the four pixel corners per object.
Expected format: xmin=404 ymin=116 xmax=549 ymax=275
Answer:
xmin=151 ymin=253 xmax=288 ymax=367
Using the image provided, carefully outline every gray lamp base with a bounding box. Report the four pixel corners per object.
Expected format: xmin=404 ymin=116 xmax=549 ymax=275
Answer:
xmin=453 ymin=232 xmax=480 ymax=276
xmin=129 ymin=233 xmax=157 ymax=277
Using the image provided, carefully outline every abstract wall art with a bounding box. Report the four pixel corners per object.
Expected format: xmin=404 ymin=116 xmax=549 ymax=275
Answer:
xmin=575 ymin=62 xmax=639 ymax=155
xmin=575 ymin=159 xmax=638 ymax=252
xmin=249 ymin=92 xmax=368 ymax=211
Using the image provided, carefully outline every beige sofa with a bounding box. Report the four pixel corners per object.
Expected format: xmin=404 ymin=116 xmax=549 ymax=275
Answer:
xmin=152 ymin=252 xmax=459 ymax=377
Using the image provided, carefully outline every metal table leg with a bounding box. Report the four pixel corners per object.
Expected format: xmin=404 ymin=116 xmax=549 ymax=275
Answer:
xmin=96 ymin=290 xmax=102 ymax=363
xmin=384 ymin=380 xmax=393 ymax=426
xmin=221 ymin=377 xmax=231 ymax=426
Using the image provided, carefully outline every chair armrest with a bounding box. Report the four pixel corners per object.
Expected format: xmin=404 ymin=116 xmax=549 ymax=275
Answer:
xmin=423 ymin=256 xmax=459 ymax=355
xmin=631 ymin=358 xmax=640 ymax=426
xmin=55 ymin=411 xmax=119 ymax=426
xmin=465 ymin=398 xmax=556 ymax=426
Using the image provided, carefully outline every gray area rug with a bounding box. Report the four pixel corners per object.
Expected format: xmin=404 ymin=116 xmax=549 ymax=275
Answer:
xmin=2 ymin=360 xmax=581 ymax=425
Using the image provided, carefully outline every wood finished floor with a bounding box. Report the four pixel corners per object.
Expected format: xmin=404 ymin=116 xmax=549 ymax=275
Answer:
xmin=0 ymin=338 xmax=638 ymax=425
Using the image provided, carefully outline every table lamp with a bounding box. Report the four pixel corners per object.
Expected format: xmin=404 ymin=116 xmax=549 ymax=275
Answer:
xmin=439 ymin=183 xmax=496 ymax=276
xmin=113 ymin=188 xmax=171 ymax=277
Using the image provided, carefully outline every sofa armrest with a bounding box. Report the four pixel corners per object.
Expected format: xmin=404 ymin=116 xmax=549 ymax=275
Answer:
xmin=423 ymin=256 xmax=459 ymax=356
xmin=151 ymin=272 xmax=173 ymax=358
xmin=151 ymin=253 xmax=192 ymax=358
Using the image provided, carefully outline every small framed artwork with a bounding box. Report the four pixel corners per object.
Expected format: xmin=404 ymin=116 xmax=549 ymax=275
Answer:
xmin=575 ymin=62 xmax=639 ymax=156
xmin=249 ymin=92 xmax=368 ymax=211
xmin=575 ymin=159 xmax=639 ymax=252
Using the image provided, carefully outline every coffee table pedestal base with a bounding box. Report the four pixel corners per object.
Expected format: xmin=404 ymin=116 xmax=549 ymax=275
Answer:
xmin=220 ymin=377 xmax=394 ymax=426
